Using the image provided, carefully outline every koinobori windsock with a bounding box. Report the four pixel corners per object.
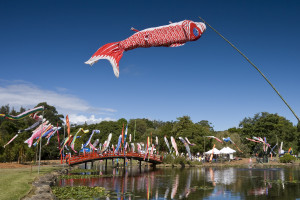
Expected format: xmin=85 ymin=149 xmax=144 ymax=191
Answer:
xmin=206 ymin=136 xmax=223 ymax=144
xmin=131 ymin=143 xmax=135 ymax=152
xmin=164 ymin=136 xmax=171 ymax=153
xmin=137 ymin=143 xmax=142 ymax=153
xmin=83 ymin=130 xmax=100 ymax=148
xmin=25 ymin=121 xmax=50 ymax=147
xmin=46 ymin=127 xmax=61 ymax=145
xmin=90 ymin=139 xmax=99 ymax=150
xmin=18 ymin=118 xmax=43 ymax=133
xmin=4 ymin=118 xmax=44 ymax=148
xmin=70 ymin=128 xmax=89 ymax=153
xmin=171 ymin=136 xmax=179 ymax=156
xmin=0 ymin=106 xmax=44 ymax=120
xmin=60 ymin=135 xmax=72 ymax=154
xmin=115 ymin=135 xmax=122 ymax=153
xmin=124 ymin=125 xmax=128 ymax=150
xmin=85 ymin=20 xmax=206 ymax=77
xmin=102 ymin=133 xmax=112 ymax=153
xmin=223 ymin=137 xmax=243 ymax=153
xmin=185 ymin=137 xmax=195 ymax=146
xmin=179 ymin=137 xmax=192 ymax=159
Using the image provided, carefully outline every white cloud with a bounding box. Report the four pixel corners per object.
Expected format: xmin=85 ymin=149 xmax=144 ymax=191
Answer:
xmin=68 ymin=114 xmax=116 ymax=125
xmin=0 ymin=80 xmax=117 ymax=123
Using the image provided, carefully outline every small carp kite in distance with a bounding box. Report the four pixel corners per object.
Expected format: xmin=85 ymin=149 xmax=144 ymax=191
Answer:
xmin=85 ymin=20 xmax=206 ymax=78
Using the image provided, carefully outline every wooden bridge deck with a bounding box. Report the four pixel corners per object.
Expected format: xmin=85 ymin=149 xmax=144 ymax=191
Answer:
xmin=66 ymin=152 xmax=163 ymax=166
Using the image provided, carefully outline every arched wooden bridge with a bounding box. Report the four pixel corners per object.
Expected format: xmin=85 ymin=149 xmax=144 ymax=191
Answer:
xmin=66 ymin=152 xmax=163 ymax=167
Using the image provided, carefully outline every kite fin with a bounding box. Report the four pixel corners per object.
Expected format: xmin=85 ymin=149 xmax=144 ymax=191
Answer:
xmin=85 ymin=42 xmax=124 ymax=78
xmin=24 ymin=139 xmax=29 ymax=144
xmin=24 ymin=138 xmax=33 ymax=148
xmin=71 ymin=144 xmax=77 ymax=153
xmin=169 ymin=43 xmax=185 ymax=47
xmin=131 ymin=27 xmax=139 ymax=32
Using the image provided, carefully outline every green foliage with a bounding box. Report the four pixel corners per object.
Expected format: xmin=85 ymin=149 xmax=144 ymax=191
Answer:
xmin=0 ymin=102 xmax=64 ymax=162
xmin=1 ymin=103 xmax=299 ymax=163
xmin=238 ymin=112 xmax=298 ymax=155
xmin=59 ymin=174 xmax=120 ymax=179
xmin=279 ymin=154 xmax=296 ymax=163
xmin=173 ymin=156 xmax=186 ymax=165
xmin=214 ymin=131 xmax=250 ymax=157
xmin=52 ymin=186 xmax=107 ymax=199
xmin=170 ymin=116 xmax=214 ymax=155
xmin=161 ymin=154 xmax=175 ymax=164
xmin=161 ymin=154 xmax=189 ymax=166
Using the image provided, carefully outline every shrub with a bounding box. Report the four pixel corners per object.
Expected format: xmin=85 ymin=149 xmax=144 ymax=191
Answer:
xmin=162 ymin=154 xmax=188 ymax=166
xmin=279 ymin=154 xmax=296 ymax=163
xmin=162 ymin=154 xmax=174 ymax=164
xmin=173 ymin=156 xmax=186 ymax=165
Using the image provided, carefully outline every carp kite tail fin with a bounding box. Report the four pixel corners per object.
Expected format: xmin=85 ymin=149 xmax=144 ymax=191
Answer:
xmin=85 ymin=42 xmax=124 ymax=78
xmin=24 ymin=138 xmax=33 ymax=148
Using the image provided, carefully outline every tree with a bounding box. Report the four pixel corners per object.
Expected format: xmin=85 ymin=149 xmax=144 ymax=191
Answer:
xmin=36 ymin=102 xmax=64 ymax=125
xmin=170 ymin=116 xmax=215 ymax=155
xmin=238 ymin=112 xmax=298 ymax=155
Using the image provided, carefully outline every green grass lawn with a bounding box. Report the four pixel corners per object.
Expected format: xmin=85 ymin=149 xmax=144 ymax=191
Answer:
xmin=0 ymin=165 xmax=60 ymax=200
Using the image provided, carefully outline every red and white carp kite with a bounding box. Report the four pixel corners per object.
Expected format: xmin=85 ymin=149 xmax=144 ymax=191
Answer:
xmin=85 ymin=20 xmax=206 ymax=77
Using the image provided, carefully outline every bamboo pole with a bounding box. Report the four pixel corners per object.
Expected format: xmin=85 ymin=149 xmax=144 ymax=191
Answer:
xmin=199 ymin=16 xmax=300 ymax=123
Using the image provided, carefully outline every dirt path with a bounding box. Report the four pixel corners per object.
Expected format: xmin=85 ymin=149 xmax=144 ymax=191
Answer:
xmin=0 ymin=160 xmax=61 ymax=169
xmin=0 ymin=163 xmax=31 ymax=168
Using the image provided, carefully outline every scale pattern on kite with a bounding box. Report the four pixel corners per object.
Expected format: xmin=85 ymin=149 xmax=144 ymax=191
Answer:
xmin=85 ymin=20 xmax=206 ymax=78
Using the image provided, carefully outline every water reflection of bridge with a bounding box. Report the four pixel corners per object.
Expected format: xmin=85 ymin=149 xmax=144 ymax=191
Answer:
xmin=59 ymin=167 xmax=207 ymax=199
xmin=58 ymin=166 xmax=296 ymax=199
xmin=66 ymin=152 xmax=163 ymax=168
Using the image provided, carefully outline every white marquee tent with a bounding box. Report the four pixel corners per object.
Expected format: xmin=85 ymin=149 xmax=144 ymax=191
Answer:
xmin=204 ymin=148 xmax=220 ymax=155
xmin=220 ymin=147 xmax=236 ymax=154
xmin=220 ymin=147 xmax=236 ymax=159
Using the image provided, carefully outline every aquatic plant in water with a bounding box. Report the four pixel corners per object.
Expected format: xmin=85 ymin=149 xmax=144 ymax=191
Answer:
xmin=192 ymin=185 xmax=214 ymax=190
xmin=265 ymin=179 xmax=300 ymax=184
xmin=52 ymin=186 xmax=108 ymax=199
xmin=70 ymin=169 xmax=99 ymax=173
xmin=59 ymin=174 xmax=121 ymax=180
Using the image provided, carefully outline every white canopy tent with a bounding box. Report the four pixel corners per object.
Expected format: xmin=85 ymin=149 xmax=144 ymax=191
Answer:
xmin=220 ymin=147 xmax=236 ymax=159
xmin=204 ymin=148 xmax=220 ymax=155
xmin=220 ymin=147 xmax=236 ymax=154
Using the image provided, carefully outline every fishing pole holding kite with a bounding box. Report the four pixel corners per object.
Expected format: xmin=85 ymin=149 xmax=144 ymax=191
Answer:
xmin=199 ymin=16 xmax=300 ymax=124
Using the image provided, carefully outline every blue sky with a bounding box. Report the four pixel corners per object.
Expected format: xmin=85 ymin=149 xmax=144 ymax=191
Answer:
xmin=1 ymin=0 xmax=300 ymax=131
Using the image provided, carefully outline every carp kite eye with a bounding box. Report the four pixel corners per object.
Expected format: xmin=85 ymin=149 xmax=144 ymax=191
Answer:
xmin=193 ymin=28 xmax=199 ymax=36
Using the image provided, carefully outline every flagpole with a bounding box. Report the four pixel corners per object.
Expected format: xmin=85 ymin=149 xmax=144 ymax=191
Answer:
xmin=38 ymin=108 xmax=44 ymax=174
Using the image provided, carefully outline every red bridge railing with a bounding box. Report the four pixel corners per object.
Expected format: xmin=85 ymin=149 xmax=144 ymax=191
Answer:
xmin=66 ymin=151 xmax=163 ymax=166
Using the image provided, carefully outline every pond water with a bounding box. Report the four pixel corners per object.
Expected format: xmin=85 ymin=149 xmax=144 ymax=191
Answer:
xmin=58 ymin=164 xmax=300 ymax=199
